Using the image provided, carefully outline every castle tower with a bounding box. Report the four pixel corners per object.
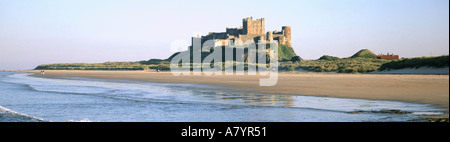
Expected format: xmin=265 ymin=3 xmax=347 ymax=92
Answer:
xmin=282 ymin=26 xmax=291 ymax=47
xmin=243 ymin=17 xmax=265 ymax=35
xmin=260 ymin=18 xmax=265 ymax=34
xmin=266 ymin=31 xmax=273 ymax=41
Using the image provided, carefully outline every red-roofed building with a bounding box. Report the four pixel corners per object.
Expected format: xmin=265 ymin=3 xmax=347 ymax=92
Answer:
xmin=374 ymin=53 xmax=399 ymax=60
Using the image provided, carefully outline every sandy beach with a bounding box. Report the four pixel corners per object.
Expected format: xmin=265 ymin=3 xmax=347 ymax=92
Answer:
xmin=20 ymin=70 xmax=449 ymax=114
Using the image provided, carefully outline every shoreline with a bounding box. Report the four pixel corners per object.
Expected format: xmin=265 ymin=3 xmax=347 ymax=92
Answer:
xmin=16 ymin=70 xmax=449 ymax=117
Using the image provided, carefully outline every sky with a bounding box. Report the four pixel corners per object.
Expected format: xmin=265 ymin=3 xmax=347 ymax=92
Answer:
xmin=0 ymin=0 xmax=449 ymax=70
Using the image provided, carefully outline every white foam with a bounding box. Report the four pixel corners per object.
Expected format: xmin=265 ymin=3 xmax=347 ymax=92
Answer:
xmin=66 ymin=118 xmax=93 ymax=122
xmin=412 ymin=112 xmax=445 ymax=115
xmin=0 ymin=105 xmax=47 ymax=122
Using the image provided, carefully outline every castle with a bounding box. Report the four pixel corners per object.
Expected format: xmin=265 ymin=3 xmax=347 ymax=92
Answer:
xmin=192 ymin=17 xmax=292 ymax=49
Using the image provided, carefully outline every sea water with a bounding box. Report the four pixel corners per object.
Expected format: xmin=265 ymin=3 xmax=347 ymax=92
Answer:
xmin=0 ymin=72 xmax=443 ymax=122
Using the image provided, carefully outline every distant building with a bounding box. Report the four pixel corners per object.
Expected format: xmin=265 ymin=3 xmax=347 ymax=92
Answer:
xmin=374 ymin=53 xmax=399 ymax=60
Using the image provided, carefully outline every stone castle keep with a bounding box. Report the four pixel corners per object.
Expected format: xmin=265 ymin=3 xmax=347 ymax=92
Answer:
xmin=192 ymin=17 xmax=292 ymax=48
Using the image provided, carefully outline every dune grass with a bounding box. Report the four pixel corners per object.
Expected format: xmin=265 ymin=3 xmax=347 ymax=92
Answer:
xmin=378 ymin=55 xmax=449 ymax=71
xmin=279 ymin=57 xmax=393 ymax=73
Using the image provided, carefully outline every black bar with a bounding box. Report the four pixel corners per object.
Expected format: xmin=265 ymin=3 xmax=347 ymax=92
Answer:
xmin=1 ymin=122 xmax=448 ymax=140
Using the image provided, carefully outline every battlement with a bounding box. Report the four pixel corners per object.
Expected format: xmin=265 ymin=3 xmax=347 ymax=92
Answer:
xmin=243 ymin=17 xmax=265 ymax=22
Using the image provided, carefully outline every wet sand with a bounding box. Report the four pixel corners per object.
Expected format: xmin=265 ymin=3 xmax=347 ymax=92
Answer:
xmin=21 ymin=70 xmax=449 ymax=114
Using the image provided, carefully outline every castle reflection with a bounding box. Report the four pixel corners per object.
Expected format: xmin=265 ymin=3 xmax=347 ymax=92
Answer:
xmin=213 ymin=92 xmax=294 ymax=107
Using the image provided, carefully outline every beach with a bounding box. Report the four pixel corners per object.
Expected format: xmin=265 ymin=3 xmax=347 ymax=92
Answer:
xmin=21 ymin=70 xmax=449 ymax=114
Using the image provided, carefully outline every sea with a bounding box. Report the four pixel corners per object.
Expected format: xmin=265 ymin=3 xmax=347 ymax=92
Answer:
xmin=0 ymin=72 xmax=443 ymax=122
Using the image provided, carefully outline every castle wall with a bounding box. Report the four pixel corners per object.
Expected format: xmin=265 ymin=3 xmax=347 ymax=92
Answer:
xmin=202 ymin=32 xmax=228 ymax=40
xmin=226 ymin=27 xmax=243 ymax=36
xmin=266 ymin=32 xmax=273 ymax=41
xmin=196 ymin=17 xmax=290 ymax=48
xmin=273 ymin=30 xmax=282 ymax=35
xmin=237 ymin=34 xmax=266 ymax=43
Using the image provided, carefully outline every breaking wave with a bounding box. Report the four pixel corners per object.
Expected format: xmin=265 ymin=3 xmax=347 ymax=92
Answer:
xmin=66 ymin=118 xmax=93 ymax=122
xmin=0 ymin=105 xmax=47 ymax=122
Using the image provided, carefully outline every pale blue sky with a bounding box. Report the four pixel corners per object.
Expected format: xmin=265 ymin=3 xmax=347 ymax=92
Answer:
xmin=1 ymin=0 xmax=449 ymax=70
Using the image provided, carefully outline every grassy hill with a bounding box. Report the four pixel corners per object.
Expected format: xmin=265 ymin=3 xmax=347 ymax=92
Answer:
xmin=279 ymin=49 xmax=391 ymax=73
xmin=279 ymin=49 xmax=449 ymax=73
xmin=318 ymin=55 xmax=340 ymax=61
xmin=277 ymin=44 xmax=297 ymax=61
xmin=350 ymin=49 xmax=376 ymax=58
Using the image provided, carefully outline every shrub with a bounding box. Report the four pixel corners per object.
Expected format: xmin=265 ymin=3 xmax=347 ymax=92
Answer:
xmin=291 ymin=56 xmax=302 ymax=62
xmin=318 ymin=55 xmax=340 ymax=61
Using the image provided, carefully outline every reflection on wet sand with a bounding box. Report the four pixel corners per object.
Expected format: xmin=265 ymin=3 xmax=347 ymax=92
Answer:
xmin=213 ymin=92 xmax=297 ymax=107
xmin=193 ymin=88 xmax=441 ymax=114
